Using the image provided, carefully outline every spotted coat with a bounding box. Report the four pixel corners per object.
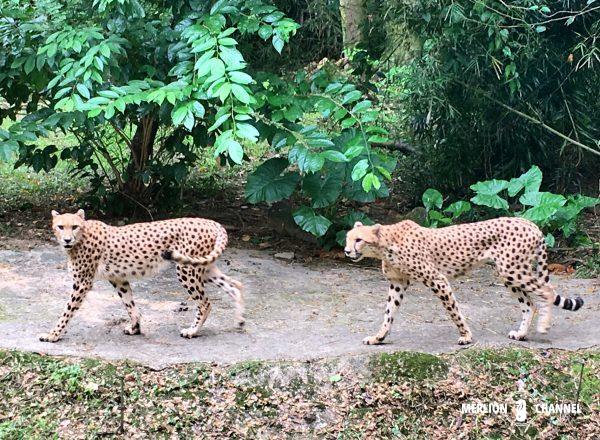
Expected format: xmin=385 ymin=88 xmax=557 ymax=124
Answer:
xmin=344 ymin=217 xmax=584 ymax=345
xmin=39 ymin=210 xmax=244 ymax=342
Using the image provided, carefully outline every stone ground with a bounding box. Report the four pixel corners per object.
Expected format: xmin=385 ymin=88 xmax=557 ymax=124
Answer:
xmin=0 ymin=244 xmax=598 ymax=369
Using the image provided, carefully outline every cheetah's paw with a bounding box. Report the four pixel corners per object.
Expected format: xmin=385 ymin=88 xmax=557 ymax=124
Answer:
xmin=39 ymin=333 xmax=60 ymax=343
xmin=180 ymin=327 xmax=199 ymax=339
xmin=123 ymin=324 xmax=141 ymax=335
xmin=508 ymin=330 xmax=527 ymax=341
xmin=457 ymin=335 xmax=473 ymax=345
xmin=362 ymin=336 xmax=384 ymax=345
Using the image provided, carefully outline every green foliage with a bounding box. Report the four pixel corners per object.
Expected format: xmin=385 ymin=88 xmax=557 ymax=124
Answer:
xmin=423 ymin=166 xmax=599 ymax=247
xmin=244 ymin=65 xmax=395 ymax=240
xmin=1 ymin=0 xmax=391 ymax=226
xmin=379 ymin=0 xmax=600 ymax=198
xmin=0 ymin=0 xmax=299 ymax=212
xmin=245 ymin=157 xmax=299 ymax=203
xmin=422 ymin=188 xmax=470 ymax=227
xmin=470 ymin=166 xmax=599 ymax=246
xmin=50 ymin=365 xmax=83 ymax=392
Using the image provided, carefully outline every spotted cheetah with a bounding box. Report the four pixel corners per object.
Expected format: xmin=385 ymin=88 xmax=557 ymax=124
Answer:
xmin=344 ymin=217 xmax=583 ymax=345
xmin=39 ymin=210 xmax=244 ymax=342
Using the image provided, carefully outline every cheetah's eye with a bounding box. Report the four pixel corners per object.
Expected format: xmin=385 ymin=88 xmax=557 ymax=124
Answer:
xmin=355 ymin=238 xmax=362 ymax=243
xmin=57 ymin=225 xmax=64 ymax=230
xmin=72 ymin=225 xmax=79 ymax=230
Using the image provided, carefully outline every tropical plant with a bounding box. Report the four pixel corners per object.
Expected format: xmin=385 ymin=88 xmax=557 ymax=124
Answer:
xmin=1 ymin=0 xmax=394 ymax=238
xmin=244 ymin=66 xmax=395 ymax=243
xmin=422 ymin=166 xmax=599 ymax=247
xmin=0 ymin=0 xmax=299 ymax=212
xmin=421 ymin=188 xmax=471 ymax=228
xmin=469 ymin=166 xmax=599 ymax=246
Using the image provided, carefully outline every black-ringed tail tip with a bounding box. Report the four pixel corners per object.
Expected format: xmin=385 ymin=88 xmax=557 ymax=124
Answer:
xmin=554 ymin=295 xmax=584 ymax=311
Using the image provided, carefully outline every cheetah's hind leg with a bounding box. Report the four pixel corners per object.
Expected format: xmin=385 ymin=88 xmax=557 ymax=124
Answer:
xmin=176 ymin=265 xmax=211 ymax=338
xmin=504 ymin=285 xmax=535 ymax=341
xmin=206 ymin=264 xmax=245 ymax=328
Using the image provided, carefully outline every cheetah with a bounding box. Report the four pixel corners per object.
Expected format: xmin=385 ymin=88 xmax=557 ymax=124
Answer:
xmin=344 ymin=217 xmax=584 ymax=345
xmin=39 ymin=210 xmax=244 ymax=342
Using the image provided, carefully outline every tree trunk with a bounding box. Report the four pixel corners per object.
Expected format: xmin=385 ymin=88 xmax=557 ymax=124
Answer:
xmin=124 ymin=116 xmax=158 ymax=203
xmin=339 ymin=0 xmax=366 ymax=50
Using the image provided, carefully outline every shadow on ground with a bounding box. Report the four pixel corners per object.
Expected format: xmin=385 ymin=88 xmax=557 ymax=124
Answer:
xmin=0 ymin=245 xmax=598 ymax=369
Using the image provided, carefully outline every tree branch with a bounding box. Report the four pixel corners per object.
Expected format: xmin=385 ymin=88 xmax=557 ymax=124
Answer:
xmin=456 ymin=80 xmax=600 ymax=157
xmin=371 ymin=140 xmax=415 ymax=154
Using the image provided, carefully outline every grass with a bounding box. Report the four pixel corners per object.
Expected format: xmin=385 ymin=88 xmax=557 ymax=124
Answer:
xmin=0 ymin=349 xmax=597 ymax=438
xmin=369 ymin=350 xmax=449 ymax=382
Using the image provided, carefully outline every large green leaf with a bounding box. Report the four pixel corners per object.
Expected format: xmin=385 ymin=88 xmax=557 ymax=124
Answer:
xmin=245 ymin=158 xmax=300 ymax=203
xmin=444 ymin=201 xmax=471 ymax=218
xmin=568 ymin=194 xmax=600 ymax=210
xmin=520 ymin=192 xmax=566 ymax=223
xmin=470 ymin=179 xmax=509 ymax=195
xmin=293 ymin=206 xmax=332 ymax=237
xmin=288 ymin=144 xmax=324 ymax=173
xmin=470 ymin=193 xmax=509 ymax=210
xmin=422 ymin=188 xmax=443 ymax=211
xmin=519 ymin=191 xmax=566 ymax=207
xmin=302 ymin=168 xmax=343 ymax=208
xmin=507 ymin=165 xmax=542 ymax=197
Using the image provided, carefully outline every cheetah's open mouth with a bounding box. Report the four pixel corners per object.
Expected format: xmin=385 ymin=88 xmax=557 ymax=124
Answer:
xmin=348 ymin=253 xmax=363 ymax=262
xmin=63 ymin=244 xmax=74 ymax=249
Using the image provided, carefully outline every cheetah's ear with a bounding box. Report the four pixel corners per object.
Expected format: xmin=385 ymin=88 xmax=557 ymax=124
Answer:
xmin=51 ymin=210 xmax=59 ymax=217
xmin=363 ymin=224 xmax=382 ymax=244
xmin=353 ymin=221 xmax=363 ymax=228
xmin=76 ymin=209 xmax=85 ymax=220
xmin=370 ymin=224 xmax=381 ymax=240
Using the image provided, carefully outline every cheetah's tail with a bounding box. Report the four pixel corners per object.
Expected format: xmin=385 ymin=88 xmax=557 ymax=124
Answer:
xmin=535 ymin=237 xmax=584 ymax=312
xmin=161 ymin=224 xmax=228 ymax=266
xmin=553 ymin=294 xmax=584 ymax=311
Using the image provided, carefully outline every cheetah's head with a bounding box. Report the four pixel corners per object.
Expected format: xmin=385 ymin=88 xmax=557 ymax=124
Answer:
xmin=344 ymin=221 xmax=381 ymax=262
xmin=51 ymin=210 xmax=85 ymax=249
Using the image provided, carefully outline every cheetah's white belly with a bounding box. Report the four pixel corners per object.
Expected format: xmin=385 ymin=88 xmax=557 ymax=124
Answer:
xmin=95 ymin=257 xmax=170 ymax=280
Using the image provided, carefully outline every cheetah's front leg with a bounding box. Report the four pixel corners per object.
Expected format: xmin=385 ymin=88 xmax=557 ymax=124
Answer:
xmin=363 ymin=279 xmax=409 ymax=345
xmin=39 ymin=279 xmax=92 ymax=342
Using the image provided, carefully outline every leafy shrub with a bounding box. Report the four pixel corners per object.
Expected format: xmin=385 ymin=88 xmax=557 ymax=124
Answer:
xmin=0 ymin=0 xmax=300 ymax=213
xmin=422 ymin=166 xmax=599 ymax=246
xmin=244 ymin=65 xmax=395 ymax=243
xmin=0 ymin=0 xmax=393 ymax=227
xmin=421 ymin=188 xmax=470 ymax=227
xmin=376 ymin=0 xmax=600 ymax=199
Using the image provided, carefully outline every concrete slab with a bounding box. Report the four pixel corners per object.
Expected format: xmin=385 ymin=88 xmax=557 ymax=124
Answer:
xmin=0 ymin=245 xmax=598 ymax=369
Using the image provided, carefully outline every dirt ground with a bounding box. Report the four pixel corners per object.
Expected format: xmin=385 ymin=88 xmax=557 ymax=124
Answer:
xmin=0 ymin=242 xmax=598 ymax=369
